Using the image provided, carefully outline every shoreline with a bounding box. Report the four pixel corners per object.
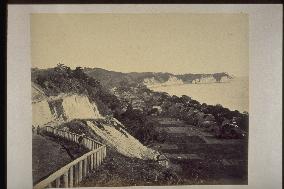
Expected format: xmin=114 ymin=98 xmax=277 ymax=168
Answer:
xmin=147 ymin=79 xmax=248 ymax=113
xmin=146 ymin=81 xmax=232 ymax=89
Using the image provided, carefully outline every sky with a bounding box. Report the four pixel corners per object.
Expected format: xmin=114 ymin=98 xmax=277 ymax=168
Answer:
xmin=31 ymin=13 xmax=248 ymax=76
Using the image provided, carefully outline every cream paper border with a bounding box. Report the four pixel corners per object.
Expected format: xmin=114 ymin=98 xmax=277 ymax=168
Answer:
xmin=7 ymin=4 xmax=282 ymax=189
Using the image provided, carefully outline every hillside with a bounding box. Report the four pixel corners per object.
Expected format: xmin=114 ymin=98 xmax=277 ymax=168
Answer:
xmin=32 ymin=64 xmax=248 ymax=185
xmin=31 ymin=64 xmax=160 ymax=160
xmin=32 ymin=64 xmax=248 ymax=142
xmin=83 ymin=67 xmax=233 ymax=89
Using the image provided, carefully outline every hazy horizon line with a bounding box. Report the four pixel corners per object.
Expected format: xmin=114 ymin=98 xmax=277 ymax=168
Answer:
xmin=31 ymin=65 xmax=249 ymax=77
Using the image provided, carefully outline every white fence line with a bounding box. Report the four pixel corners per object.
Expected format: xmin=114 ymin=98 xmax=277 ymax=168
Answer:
xmin=34 ymin=126 xmax=107 ymax=189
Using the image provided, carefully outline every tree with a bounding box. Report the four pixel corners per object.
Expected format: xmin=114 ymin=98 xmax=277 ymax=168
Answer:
xmin=73 ymin=67 xmax=87 ymax=80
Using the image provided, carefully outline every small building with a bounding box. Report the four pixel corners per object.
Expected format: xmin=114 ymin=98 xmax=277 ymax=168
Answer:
xmin=156 ymin=154 xmax=169 ymax=168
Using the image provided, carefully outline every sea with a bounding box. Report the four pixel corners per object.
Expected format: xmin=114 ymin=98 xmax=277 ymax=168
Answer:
xmin=149 ymin=77 xmax=249 ymax=113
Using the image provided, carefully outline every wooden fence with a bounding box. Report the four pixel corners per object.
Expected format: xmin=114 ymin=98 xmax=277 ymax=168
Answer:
xmin=34 ymin=126 xmax=107 ymax=189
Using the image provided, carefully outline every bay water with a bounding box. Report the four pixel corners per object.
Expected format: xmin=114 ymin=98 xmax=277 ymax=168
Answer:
xmin=149 ymin=77 xmax=249 ymax=113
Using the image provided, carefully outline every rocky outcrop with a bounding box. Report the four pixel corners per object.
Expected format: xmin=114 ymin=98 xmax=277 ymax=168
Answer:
xmin=220 ymin=76 xmax=230 ymax=82
xmin=191 ymin=75 xmax=231 ymax=84
xmin=192 ymin=76 xmax=217 ymax=84
xmin=144 ymin=75 xmax=232 ymax=87
xmin=32 ymin=100 xmax=55 ymax=126
xmin=143 ymin=76 xmax=183 ymax=88
xmin=32 ymin=94 xmax=102 ymax=127
xmin=84 ymin=67 xmax=233 ymax=89
xmin=162 ymin=76 xmax=184 ymax=86
xmin=86 ymin=119 xmax=159 ymax=160
xmin=32 ymin=84 xmax=159 ymax=161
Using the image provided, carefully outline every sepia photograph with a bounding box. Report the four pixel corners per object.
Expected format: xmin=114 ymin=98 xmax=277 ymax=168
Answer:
xmin=6 ymin=4 xmax=282 ymax=189
xmin=31 ymin=13 xmax=249 ymax=188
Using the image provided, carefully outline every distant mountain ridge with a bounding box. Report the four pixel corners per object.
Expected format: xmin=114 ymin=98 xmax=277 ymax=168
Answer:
xmin=83 ymin=67 xmax=233 ymax=88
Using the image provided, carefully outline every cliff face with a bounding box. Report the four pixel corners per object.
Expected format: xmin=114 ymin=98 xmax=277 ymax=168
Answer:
xmin=86 ymin=120 xmax=159 ymax=160
xmin=143 ymin=76 xmax=184 ymax=87
xmin=84 ymin=68 xmax=233 ymax=89
xmin=191 ymin=75 xmax=231 ymax=84
xmin=32 ymin=100 xmax=55 ymax=126
xmin=32 ymin=83 xmax=158 ymax=160
xmin=32 ymin=93 xmax=102 ymax=127
xmin=143 ymin=75 xmax=232 ymax=87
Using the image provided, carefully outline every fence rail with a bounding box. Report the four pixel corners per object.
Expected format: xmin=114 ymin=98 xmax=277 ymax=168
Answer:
xmin=34 ymin=126 xmax=107 ymax=189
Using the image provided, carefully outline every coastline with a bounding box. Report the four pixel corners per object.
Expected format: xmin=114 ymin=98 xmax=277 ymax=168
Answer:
xmin=147 ymin=77 xmax=249 ymax=113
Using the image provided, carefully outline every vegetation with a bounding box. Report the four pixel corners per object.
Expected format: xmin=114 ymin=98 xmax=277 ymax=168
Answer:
xmin=78 ymin=148 xmax=180 ymax=187
xmin=83 ymin=67 xmax=232 ymax=88
xmin=32 ymin=64 xmax=122 ymax=116
xmin=32 ymin=65 xmax=249 ymax=186
xmin=32 ymin=64 xmax=248 ymax=142
xmin=111 ymin=82 xmax=248 ymax=139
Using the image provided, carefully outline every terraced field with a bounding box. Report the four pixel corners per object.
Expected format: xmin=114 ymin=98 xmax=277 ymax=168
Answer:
xmin=151 ymin=117 xmax=248 ymax=185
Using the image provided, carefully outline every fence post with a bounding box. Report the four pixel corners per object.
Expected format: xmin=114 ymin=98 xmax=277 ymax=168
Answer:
xmin=100 ymin=149 xmax=102 ymax=165
xmin=94 ymin=152 xmax=97 ymax=168
xmin=90 ymin=154 xmax=94 ymax=170
xmin=63 ymin=172 xmax=69 ymax=188
xmin=69 ymin=166 xmax=73 ymax=187
xmin=83 ymin=158 xmax=87 ymax=177
xmin=74 ymin=164 xmax=79 ymax=186
xmin=87 ymin=155 xmax=91 ymax=172
xmin=87 ymin=140 xmax=90 ymax=149
xmin=97 ymin=151 xmax=100 ymax=166
xmin=79 ymin=161 xmax=83 ymax=182
xmin=47 ymin=183 xmax=52 ymax=188
xmin=36 ymin=128 xmax=108 ymax=188
xmin=101 ymin=147 xmax=103 ymax=161
xmin=103 ymin=146 xmax=105 ymax=159
xmin=55 ymin=177 xmax=60 ymax=187
xmin=98 ymin=150 xmax=100 ymax=166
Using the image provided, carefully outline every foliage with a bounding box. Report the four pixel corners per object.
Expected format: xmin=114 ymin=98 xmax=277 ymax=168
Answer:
xmin=32 ymin=64 xmax=248 ymax=141
xmin=84 ymin=67 xmax=233 ymax=87
xmin=115 ymin=105 xmax=162 ymax=144
xmin=32 ymin=64 xmax=123 ymax=117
